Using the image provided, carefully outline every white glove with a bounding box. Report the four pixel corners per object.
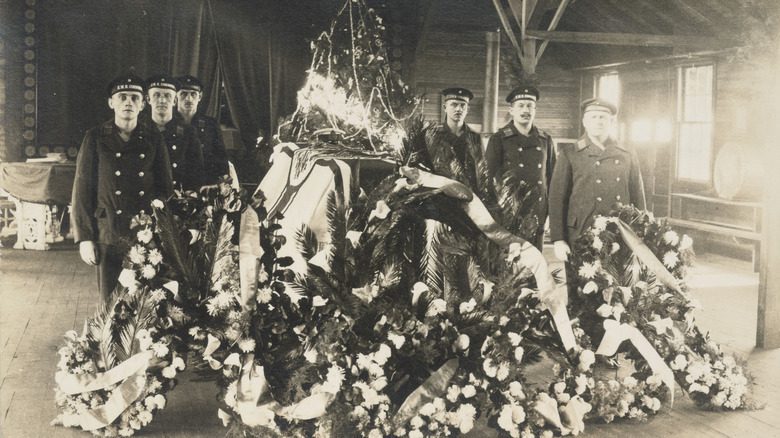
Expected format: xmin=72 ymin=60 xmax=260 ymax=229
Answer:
xmin=553 ymin=240 xmax=571 ymax=262
xmin=79 ymin=241 xmax=98 ymax=265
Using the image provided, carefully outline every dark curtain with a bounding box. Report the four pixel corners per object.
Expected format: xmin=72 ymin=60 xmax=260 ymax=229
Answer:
xmin=34 ymin=0 xmax=324 ymax=182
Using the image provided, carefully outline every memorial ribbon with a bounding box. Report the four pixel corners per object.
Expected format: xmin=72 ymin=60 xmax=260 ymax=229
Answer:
xmin=596 ymin=319 xmax=676 ymax=405
xmin=400 ymin=166 xmax=577 ymax=352
xmin=616 ymin=220 xmax=681 ymax=293
xmin=54 ymin=350 xmax=154 ymax=431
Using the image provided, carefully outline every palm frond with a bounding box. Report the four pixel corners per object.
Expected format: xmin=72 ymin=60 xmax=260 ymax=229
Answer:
xmin=153 ymin=206 xmax=196 ymax=291
xmin=87 ymin=302 xmax=117 ymax=370
xmin=419 ymin=219 xmax=445 ymax=296
xmin=295 ymin=224 xmax=320 ymax=262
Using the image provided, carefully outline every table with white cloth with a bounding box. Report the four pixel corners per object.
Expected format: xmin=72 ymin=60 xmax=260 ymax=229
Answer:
xmin=0 ymin=161 xmax=76 ymax=249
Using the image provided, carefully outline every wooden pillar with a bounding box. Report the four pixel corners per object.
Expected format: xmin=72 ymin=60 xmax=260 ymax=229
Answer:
xmin=482 ymin=31 xmax=501 ymax=139
xmin=757 ymin=43 xmax=780 ymax=349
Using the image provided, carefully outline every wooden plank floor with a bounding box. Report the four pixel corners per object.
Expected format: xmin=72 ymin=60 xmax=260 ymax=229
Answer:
xmin=1 ymin=244 xmax=778 ymax=437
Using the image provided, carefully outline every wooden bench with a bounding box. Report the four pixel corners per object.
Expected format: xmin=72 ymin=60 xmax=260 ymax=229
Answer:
xmin=668 ymin=193 xmax=762 ymax=271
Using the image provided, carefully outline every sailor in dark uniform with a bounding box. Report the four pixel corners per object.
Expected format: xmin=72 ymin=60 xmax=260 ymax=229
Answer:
xmin=71 ymin=73 xmax=173 ymax=302
xmin=417 ymin=87 xmax=486 ymax=197
xmin=549 ymin=98 xmax=646 ymax=262
xmin=484 ymin=85 xmax=556 ymax=250
xmin=176 ymin=75 xmax=229 ymax=185
xmin=145 ymin=74 xmax=205 ymax=191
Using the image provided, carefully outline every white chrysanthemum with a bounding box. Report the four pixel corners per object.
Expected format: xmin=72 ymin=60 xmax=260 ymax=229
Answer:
xmin=592 ymin=236 xmax=604 ymax=251
xmin=663 ymin=230 xmax=680 ymax=246
xmin=461 ymin=384 xmax=477 ymax=398
xmin=312 ymin=296 xmax=328 ymax=307
xmin=151 ymin=343 xmax=169 ymax=358
xmin=224 ymin=381 xmax=238 ymax=408
xmin=210 ymin=291 xmax=235 ymax=310
xmin=610 ymin=242 xmax=620 ymax=254
xmin=149 ymin=289 xmax=167 ymax=303
xmin=441 ymin=387 xmax=459 ymax=406
xmin=578 ymin=261 xmax=600 ymax=279
xmin=147 ymin=249 xmax=162 ymax=266
xmin=137 ymin=410 xmax=153 ymax=425
xmin=582 ymin=281 xmax=598 ymax=295
xmin=408 ymin=430 xmax=424 ymax=438
xmin=507 ymin=331 xmax=522 ymax=346
xmin=256 ymin=287 xmax=273 ymax=304
xmin=509 ymin=381 xmax=525 ymax=399
xmin=129 ymin=245 xmax=147 ymax=264
xmin=496 ymin=362 xmax=510 ymax=381
xmin=663 ymin=251 xmax=679 ymax=268
xmin=322 ymin=365 xmax=345 ymax=394
xmin=151 ymin=199 xmax=164 ymax=209
xmin=593 ymin=216 xmax=608 ymax=232
xmin=161 ymin=366 xmax=176 ymax=379
xmin=373 ymin=344 xmax=392 ymax=366
xmin=483 ymin=358 xmax=498 ymax=378
xmin=238 ymin=338 xmax=256 ymax=353
xmin=456 ymin=403 xmax=477 ymax=433
xmin=136 ymin=228 xmax=153 ymax=244
xmin=141 ymin=264 xmax=156 ymax=279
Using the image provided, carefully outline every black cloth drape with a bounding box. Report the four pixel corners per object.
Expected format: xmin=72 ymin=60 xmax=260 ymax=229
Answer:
xmin=33 ymin=0 xmax=324 ymax=183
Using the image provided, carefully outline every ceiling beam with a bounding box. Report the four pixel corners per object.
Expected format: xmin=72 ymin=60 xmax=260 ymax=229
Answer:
xmin=507 ymin=0 xmax=537 ymax=40
xmin=535 ymin=0 xmax=572 ymax=62
xmin=527 ymin=30 xmax=736 ymax=48
xmin=602 ymin=0 xmax=667 ymax=34
xmin=491 ymin=0 xmax=523 ymax=58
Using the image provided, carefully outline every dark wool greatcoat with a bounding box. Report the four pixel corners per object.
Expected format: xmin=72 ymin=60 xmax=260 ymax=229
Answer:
xmin=548 ymin=135 xmax=646 ymax=245
xmin=484 ymin=122 xmax=556 ymax=249
xmin=156 ymin=116 xmax=205 ymax=191
xmin=418 ymin=122 xmax=487 ymax=198
xmin=71 ymin=120 xmax=173 ymax=246
xmin=188 ymin=113 xmax=229 ymax=185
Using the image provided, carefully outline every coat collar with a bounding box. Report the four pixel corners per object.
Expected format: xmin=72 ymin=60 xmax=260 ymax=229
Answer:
xmin=576 ymin=135 xmax=626 ymax=153
xmin=504 ymin=121 xmax=540 ymax=139
xmin=99 ymin=119 xmax=150 ymax=152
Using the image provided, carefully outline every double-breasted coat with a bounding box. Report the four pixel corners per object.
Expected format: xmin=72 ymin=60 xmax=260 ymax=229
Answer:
xmin=152 ymin=116 xmax=205 ymax=191
xmin=71 ymin=120 xmax=173 ymax=246
xmin=188 ymin=113 xmax=229 ymax=185
xmin=548 ymin=135 xmax=646 ymax=245
xmin=484 ymin=122 xmax=556 ymax=249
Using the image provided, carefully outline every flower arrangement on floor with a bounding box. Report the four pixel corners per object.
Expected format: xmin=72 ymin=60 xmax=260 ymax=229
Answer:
xmin=567 ymin=204 xmax=755 ymax=412
xmin=52 ymin=181 xmax=248 ymax=437
xmin=52 ymin=172 xmax=757 ymax=438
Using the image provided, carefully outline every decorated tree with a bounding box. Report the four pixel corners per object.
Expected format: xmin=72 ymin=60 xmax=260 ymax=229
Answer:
xmin=277 ymin=0 xmax=419 ymax=152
